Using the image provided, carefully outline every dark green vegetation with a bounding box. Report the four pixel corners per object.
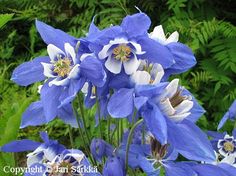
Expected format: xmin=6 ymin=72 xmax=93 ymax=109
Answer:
xmin=0 ymin=0 xmax=235 ymax=175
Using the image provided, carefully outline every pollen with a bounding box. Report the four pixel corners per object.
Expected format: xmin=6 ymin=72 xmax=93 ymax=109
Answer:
xmin=53 ymin=58 xmax=71 ymax=77
xmin=113 ymin=44 xmax=131 ymax=62
xmin=223 ymin=141 xmax=234 ymax=152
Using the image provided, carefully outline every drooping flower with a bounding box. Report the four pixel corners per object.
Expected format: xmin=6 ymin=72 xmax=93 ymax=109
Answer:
xmin=90 ymin=138 xmax=114 ymax=162
xmin=218 ymin=100 xmax=236 ymax=129
xmin=103 ymin=156 xmax=126 ymax=176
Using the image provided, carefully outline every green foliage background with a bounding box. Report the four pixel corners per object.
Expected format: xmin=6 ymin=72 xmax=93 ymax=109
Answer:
xmin=0 ymin=0 xmax=235 ymax=175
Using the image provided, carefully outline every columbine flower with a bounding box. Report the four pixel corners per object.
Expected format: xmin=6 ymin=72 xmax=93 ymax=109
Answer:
xmin=87 ymin=13 xmax=176 ymax=75
xmin=90 ymin=138 xmax=114 ymax=163
xmin=1 ymin=132 xmax=65 ymax=167
xmin=103 ymin=156 xmax=125 ymax=176
xmin=98 ymin=38 xmax=144 ymax=75
xmin=11 ymin=20 xmax=106 ymax=128
xmin=41 ymin=43 xmax=80 ymax=86
xmin=218 ymin=134 xmax=236 ymax=157
xmin=218 ymin=100 xmax=236 ymax=129
xmin=149 ymin=25 xmax=179 ymax=45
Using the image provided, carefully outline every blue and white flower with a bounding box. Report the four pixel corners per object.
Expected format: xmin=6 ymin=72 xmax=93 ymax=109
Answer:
xmin=218 ymin=134 xmax=236 ymax=157
xmin=41 ymin=43 xmax=80 ymax=86
xmin=98 ymin=38 xmax=144 ymax=75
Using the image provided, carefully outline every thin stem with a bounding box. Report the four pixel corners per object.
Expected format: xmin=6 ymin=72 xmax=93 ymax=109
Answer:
xmin=72 ymin=100 xmax=95 ymax=165
xmin=68 ymin=126 xmax=74 ymax=148
xmin=117 ymin=120 xmax=120 ymax=146
xmin=95 ymin=88 xmax=103 ymax=139
xmin=107 ymin=115 xmax=111 ymax=143
xmin=125 ymin=118 xmax=144 ymax=171
xmin=78 ymin=95 xmax=91 ymax=143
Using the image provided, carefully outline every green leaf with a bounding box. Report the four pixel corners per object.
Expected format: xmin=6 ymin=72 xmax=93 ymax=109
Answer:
xmin=0 ymin=14 xmax=14 ymax=28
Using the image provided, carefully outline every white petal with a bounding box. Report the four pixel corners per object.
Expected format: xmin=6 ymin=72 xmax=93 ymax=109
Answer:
xmin=44 ymin=147 xmax=57 ymax=161
xmin=159 ymin=98 xmax=175 ymax=116
xmin=68 ymin=64 xmax=80 ymax=79
xmin=80 ymin=53 xmax=94 ymax=61
xmin=151 ymin=63 xmax=164 ymax=84
xmin=131 ymin=70 xmax=150 ymax=85
xmin=123 ymin=55 xmax=140 ymax=75
xmin=221 ymin=155 xmax=236 ymax=164
xmin=64 ymin=43 xmax=76 ymax=64
xmin=175 ymin=100 xmax=194 ymax=114
xmin=166 ymin=31 xmax=179 ymax=44
xmin=219 ymin=147 xmax=228 ymax=157
xmin=149 ymin=25 xmax=166 ymax=44
xmin=47 ymin=44 xmax=64 ymax=62
xmin=98 ymin=38 xmax=129 ymax=60
xmin=81 ymin=82 xmax=89 ymax=94
xmin=38 ymin=85 xmax=43 ymax=94
xmin=129 ymin=41 xmax=145 ymax=55
xmin=27 ymin=153 xmax=42 ymax=167
xmin=169 ymin=112 xmax=191 ymax=122
xmin=41 ymin=62 xmax=56 ymax=78
xmin=105 ymin=56 xmax=122 ymax=74
xmin=217 ymin=139 xmax=224 ymax=148
xmin=165 ymin=79 xmax=179 ymax=98
xmin=49 ymin=77 xmax=69 ymax=87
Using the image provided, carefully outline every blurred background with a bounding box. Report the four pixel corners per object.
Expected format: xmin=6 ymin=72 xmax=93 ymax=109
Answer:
xmin=0 ymin=0 xmax=235 ymax=173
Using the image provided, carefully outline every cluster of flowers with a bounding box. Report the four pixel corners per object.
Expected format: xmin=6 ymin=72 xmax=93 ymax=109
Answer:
xmin=1 ymin=12 xmax=236 ymax=176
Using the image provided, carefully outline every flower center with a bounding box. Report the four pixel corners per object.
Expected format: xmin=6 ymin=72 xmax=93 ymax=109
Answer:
xmin=150 ymin=136 xmax=168 ymax=161
xmin=113 ymin=44 xmax=131 ymax=62
xmin=53 ymin=58 xmax=71 ymax=77
xmin=223 ymin=141 xmax=234 ymax=152
xmin=169 ymin=89 xmax=186 ymax=108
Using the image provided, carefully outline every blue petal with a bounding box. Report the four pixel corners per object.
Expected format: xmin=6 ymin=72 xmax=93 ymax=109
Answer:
xmin=228 ymin=100 xmax=236 ymax=120
xmin=80 ymin=56 xmax=106 ymax=87
xmin=1 ymin=139 xmax=41 ymax=152
xmin=193 ymin=164 xmax=231 ymax=176
xmin=11 ymin=56 xmax=50 ymax=86
xmin=134 ymin=96 xmax=148 ymax=110
xmin=121 ymin=13 xmax=151 ymax=38
xmin=58 ymin=104 xmax=78 ymax=128
xmin=103 ymin=157 xmax=125 ymax=176
xmin=35 ymin=20 xmax=77 ymax=49
xmin=218 ymin=163 xmax=236 ymax=176
xmin=135 ymin=83 xmax=167 ymax=98
xmin=182 ymin=89 xmax=205 ymax=123
xmin=59 ymin=78 xmax=86 ymax=107
xmin=40 ymin=131 xmax=49 ymax=143
xmin=109 ymin=73 xmax=132 ymax=90
xmin=40 ymin=83 xmax=62 ymax=122
xmin=20 ymin=101 xmax=47 ymax=128
xmin=165 ymin=42 xmax=196 ymax=74
xmin=164 ymin=162 xmax=196 ymax=176
xmin=107 ymin=88 xmax=134 ymax=118
xmin=138 ymin=37 xmax=174 ymax=68
xmin=142 ymin=102 xmax=167 ymax=144
xmin=218 ymin=112 xmax=229 ymax=130
xmin=138 ymin=156 xmax=160 ymax=176
xmin=167 ymin=119 xmax=215 ymax=162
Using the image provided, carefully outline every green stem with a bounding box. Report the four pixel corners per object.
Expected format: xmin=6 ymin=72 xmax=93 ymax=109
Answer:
xmin=68 ymin=126 xmax=74 ymax=148
xmin=78 ymin=95 xmax=91 ymax=143
xmin=107 ymin=115 xmax=111 ymax=143
xmin=72 ymin=99 xmax=95 ymax=165
xmin=95 ymin=88 xmax=103 ymax=139
xmin=117 ymin=120 xmax=120 ymax=146
xmin=125 ymin=118 xmax=144 ymax=171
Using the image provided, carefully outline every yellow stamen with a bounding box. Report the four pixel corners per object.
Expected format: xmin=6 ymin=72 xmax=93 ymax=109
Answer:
xmin=53 ymin=58 xmax=71 ymax=77
xmin=224 ymin=141 xmax=234 ymax=152
xmin=113 ymin=44 xmax=131 ymax=62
